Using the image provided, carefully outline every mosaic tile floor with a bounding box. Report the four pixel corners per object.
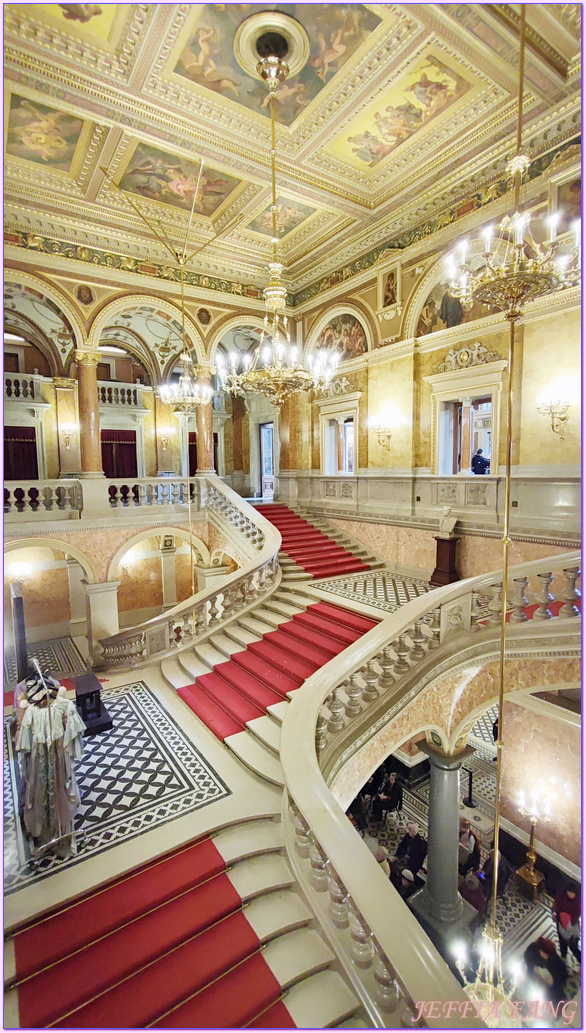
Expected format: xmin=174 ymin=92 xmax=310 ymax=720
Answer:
xmin=4 ymin=681 xmax=231 ymax=894
xmin=4 ymin=636 xmax=87 ymax=686
xmin=315 ymin=569 xmax=431 ymax=612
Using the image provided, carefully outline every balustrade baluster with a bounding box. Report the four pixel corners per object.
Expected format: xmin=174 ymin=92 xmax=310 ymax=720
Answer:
xmin=470 ymin=589 xmax=483 ymax=631
xmin=534 ymin=571 xmax=554 ymax=620
xmin=112 ymin=486 xmax=123 ymax=509
xmin=208 ymin=594 xmax=221 ymax=625
xmin=509 ymin=576 xmax=529 ymax=623
xmin=409 ymin=620 xmax=426 ymax=659
xmin=292 ymin=811 xmax=312 ymax=858
xmin=315 ymin=711 xmax=329 ymax=753
xmin=378 ymin=646 xmax=396 ymax=690
xmin=393 ymin=635 xmax=410 ymax=675
xmin=429 ymin=608 xmax=441 ymax=648
xmin=136 ymin=483 xmax=147 ymax=507
xmin=349 ymin=909 xmax=374 ymax=969
xmin=361 ymin=660 xmax=379 ymax=703
xmin=309 ymin=843 xmax=329 ymax=892
xmin=327 ymin=686 xmax=346 ymax=733
xmin=373 ymin=956 xmax=401 ymax=1013
xmin=344 ymin=674 xmax=363 ymax=718
xmin=194 ymin=603 xmax=207 ymax=636
xmin=560 ymin=566 xmax=581 ymax=618
xmin=487 ymin=582 xmax=502 ymax=625
xmin=328 ymin=873 xmax=350 ymax=928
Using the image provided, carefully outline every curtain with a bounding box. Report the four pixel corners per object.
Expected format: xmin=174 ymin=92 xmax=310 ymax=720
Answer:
xmin=101 ymin=429 xmax=137 ymax=479
xmin=4 ymin=426 xmax=38 ymax=480
xmin=189 ymin=432 xmax=197 ymax=477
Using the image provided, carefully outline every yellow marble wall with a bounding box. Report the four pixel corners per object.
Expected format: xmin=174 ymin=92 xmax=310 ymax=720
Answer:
xmin=518 ymin=307 xmax=581 ymax=466
xmin=117 ymin=553 xmax=163 ymax=613
xmin=500 ymin=700 xmax=581 ymax=867
xmin=367 ymin=354 xmax=414 ymax=469
xmin=4 ymin=547 xmax=70 ymax=627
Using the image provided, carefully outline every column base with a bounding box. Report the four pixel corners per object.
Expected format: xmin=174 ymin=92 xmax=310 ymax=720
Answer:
xmin=409 ymin=887 xmax=478 ymax=951
xmin=78 ymin=471 xmax=105 ymax=478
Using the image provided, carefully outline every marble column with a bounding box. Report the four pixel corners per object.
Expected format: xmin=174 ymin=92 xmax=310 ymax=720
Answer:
xmin=75 ymin=351 xmax=103 ymax=476
xmin=54 ymin=377 xmax=80 ymax=476
xmin=337 ymin=417 xmax=345 ymax=473
xmin=459 ymin=397 xmax=473 ymax=473
xmin=195 ymin=366 xmax=215 ymax=473
xmin=66 ymin=557 xmax=87 ymax=636
xmin=160 ymin=540 xmax=177 ymax=611
xmin=83 ymin=579 xmax=121 ymax=663
xmin=410 ymin=742 xmax=476 ymax=940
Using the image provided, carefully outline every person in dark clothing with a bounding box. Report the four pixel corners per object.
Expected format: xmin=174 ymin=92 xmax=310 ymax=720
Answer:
xmin=553 ymin=881 xmax=581 ymax=963
xmin=471 ymin=448 xmax=490 ymax=474
xmin=459 ymin=872 xmax=487 ymax=927
xmin=347 ymin=795 xmax=368 ymax=832
xmin=396 ymin=868 xmax=416 ymax=899
xmin=458 ymin=820 xmax=481 ymax=877
xmin=391 ymin=823 xmax=427 ymax=877
xmin=480 ymin=849 xmax=509 ymax=898
xmin=372 ymin=772 xmax=404 ymax=822
xmin=524 ymin=937 xmax=567 ymax=1003
xmin=439 ymin=291 xmax=464 ymax=328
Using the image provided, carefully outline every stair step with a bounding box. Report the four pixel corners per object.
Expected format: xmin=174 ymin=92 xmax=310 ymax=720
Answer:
xmin=178 ymin=650 xmax=211 ymax=680
xmin=214 ymin=661 xmax=288 ymax=708
xmin=244 ymin=887 xmax=313 ymax=941
xmin=177 ymin=683 xmax=244 ymax=739
xmin=209 ymin=631 xmax=244 ymax=657
xmin=263 ymin=927 xmax=335 ymax=989
xmin=307 ymin=560 xmax=370 ymax=575
xmin=263 ymin=599 xmax=305 ymax=618
xmin=267 ymin=700 xmax=290 ymax=723
xmin=292 ymin=610 xmax=360 ymax=645
xmin=161 ymin=658 xmax=190 ymax=690
xmin=229 ymin=853 xmax=294 ymax=901
xmin=195 ymin=641 xmax=231 ymax=668
xmin=247 ymin=639 xmax=317 ymax=680
xmin=263 ymin=628 xmax=334 ymax=668
xmin=273 ymin=590 xmax=311 ymax=608
xmin=310 ymin=601 xmax=378 ymax=634
xmin=212 ymin=820 xmax=282 ymax=865
xmin=224 ymin=624 xmax=262 ymax=648
xmin=247 ymin=715 xmax=281 ymax=753
xmin=231 ymin=649 xmax=302 ymax=695
xmin=195 ymin=673 xmax=266 ymax=725
xmin=250 ymin=606 xmax=291 ymax=629
xmin=226 ymin=731 xmax=284 ymax=786
xmin=275 ymin=621 xmax=343 ymax=658
xmin=282 ymin=571 xmax=312 ymax=582
xmin=278 ymin=970 xmax=359 ymax=1029
xmin=238 ymin=615 xmax=276 ymax=637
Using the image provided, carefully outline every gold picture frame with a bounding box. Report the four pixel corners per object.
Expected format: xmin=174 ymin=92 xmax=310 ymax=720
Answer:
xmin=548 ymin=162 xmax=581 ymax=237
xmin=377 ymin=260 xmax=402 ymax=315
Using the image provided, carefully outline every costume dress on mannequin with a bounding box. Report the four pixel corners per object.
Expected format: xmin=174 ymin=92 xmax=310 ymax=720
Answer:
xmin=16 ymin=696 xmax=86 ymax=855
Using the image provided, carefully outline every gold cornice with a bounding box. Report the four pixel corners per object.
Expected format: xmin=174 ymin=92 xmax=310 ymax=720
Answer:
xmin=74 ymin=350 xmax=100 ymax=367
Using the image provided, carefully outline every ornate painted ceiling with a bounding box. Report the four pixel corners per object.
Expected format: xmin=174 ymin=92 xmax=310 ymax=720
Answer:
xmin=4 ymin=4 xmax=581 ymax=297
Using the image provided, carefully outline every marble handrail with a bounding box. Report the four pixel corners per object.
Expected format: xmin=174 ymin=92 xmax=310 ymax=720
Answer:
xmin=4 ymin=479 xmax=82 ymax=518
xmin=279 ymin=551 xmax=580 ymax=1027
xmin=98 ymin=476 xmax=281 ymax=667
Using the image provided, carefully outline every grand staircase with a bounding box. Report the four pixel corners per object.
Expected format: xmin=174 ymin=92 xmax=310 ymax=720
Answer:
xmin=254 ymin=503 xmax=381 ymax=580
xmin=5 ymin=506 xmax=381 ymax=1029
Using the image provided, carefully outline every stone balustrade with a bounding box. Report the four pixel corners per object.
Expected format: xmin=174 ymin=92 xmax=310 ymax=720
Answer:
xmin=107 ymin=478 xmax=193 ymax=509
xmin=4 ymin=374 xmax=45 ymax=402
xmin=98 ymin=477 xmax=280 ymax=667
xmin=98 ymin=381 xmax=144 ymax=407
xmin=279 ymin=551 xmax=580 ymax=1027
xmin=4 ymin=479 xmax=82 ymax=519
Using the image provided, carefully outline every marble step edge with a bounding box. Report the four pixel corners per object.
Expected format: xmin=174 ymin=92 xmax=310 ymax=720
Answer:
xmin=225 ymin=730 xmax=285 ymax=787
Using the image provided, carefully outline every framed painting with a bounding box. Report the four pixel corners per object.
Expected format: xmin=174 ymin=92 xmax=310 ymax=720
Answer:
xmin=548 ymin=163 xmax=581 ymax=237
xmin=377 ymin=261 xmax=401 ymax=313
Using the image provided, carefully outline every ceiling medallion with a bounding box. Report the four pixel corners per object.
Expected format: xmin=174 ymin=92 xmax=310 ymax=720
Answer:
xmin=233 ymin=11 xmax=310 ymax=81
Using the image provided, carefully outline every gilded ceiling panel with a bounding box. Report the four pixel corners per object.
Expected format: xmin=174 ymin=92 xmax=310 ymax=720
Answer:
xmin=247 ymin=196 xmax=316 ymax=238
xmin=6 ymin=96 xmax=85 ymax=172
xmin=117 ymin=142 xmax=242 ymax=217
xmin=173 ymin=3 xmax=382 ymax=127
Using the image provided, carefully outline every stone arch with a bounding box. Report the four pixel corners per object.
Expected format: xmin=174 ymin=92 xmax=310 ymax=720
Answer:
xmin=207 ymin=314 xmax=268 ymax=365
xmin=4 ymin=270 xmax=87 ymax=369
xmin=4 ymin=536 xmax=98 ymax=583
xmin=401 ymin=237 xmax=489 ymax=340
xmin=107 ymin=527 xmax=210 ymax=581
xmin=86 ymin=294 xmax=205 ymax=368
xmin=3 ymin=311 xmax=62 ymax=377
xmin=305 ymin=302 xmax=374 ymax=360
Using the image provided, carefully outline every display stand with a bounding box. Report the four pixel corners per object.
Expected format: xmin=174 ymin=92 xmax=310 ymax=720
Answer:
xmin=430 ymin=535 xmax=460 ymax=586
xmin=72 ymin=670 xmax=113 ymax=734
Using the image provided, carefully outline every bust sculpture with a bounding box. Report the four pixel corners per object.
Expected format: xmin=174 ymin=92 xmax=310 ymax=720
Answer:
xmin=439 ymin=505 xmax=457 ymax=535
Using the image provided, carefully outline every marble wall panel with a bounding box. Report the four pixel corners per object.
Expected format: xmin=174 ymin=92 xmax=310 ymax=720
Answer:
xmin=117 ymin=556 xmax=163 ymax=613
xmin=4 ymin=565 xmax=70 ymax=628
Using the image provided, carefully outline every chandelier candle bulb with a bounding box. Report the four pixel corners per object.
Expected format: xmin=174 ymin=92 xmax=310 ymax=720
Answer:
xmin=547 ymin=214 xmax=559 ymax=243
xmin=483 ymin=226 xmax=493 ymax=253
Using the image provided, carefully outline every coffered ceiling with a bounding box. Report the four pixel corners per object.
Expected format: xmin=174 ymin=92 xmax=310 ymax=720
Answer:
xmin=4 ymin=4 xmax=581 ymax=295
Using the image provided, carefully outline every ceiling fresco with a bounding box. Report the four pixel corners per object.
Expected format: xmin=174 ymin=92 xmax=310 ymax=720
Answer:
xmin=3 ymin=4 xmax=581 ymax=295
xmin=174 ymin=4 xmax=382 ymax=127
xmin=118 ymin=143 xmax=241 ymax=217
xmin=313 ymin=314 xmax=368 ymax=363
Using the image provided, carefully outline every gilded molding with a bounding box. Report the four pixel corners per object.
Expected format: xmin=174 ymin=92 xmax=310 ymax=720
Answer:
xmin=53 ymin=377 xmax=77 ymax=389
xmin=74 ymin=350 xmax=100 ymax=367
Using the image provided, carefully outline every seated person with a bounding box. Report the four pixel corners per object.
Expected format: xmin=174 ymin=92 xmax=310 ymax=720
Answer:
xmin=479 ymin=848 xmax=509 ymax=898
xmin=372 ymin=772 xmax=403 ymax=823
xmin=459 ymin=871 xmax=486 ymax=917
xmin=391 ymin=822 xmax=427 ymax=877
xmin=375 ymin=845 xmax=391 ymax=878
xmin=524 ymin=937 xmax=567 ymax=1003
xmin=458 ymin=819 xmax=481 ymax=876
xmin=396 ymin=868 xmax=416 ymax=899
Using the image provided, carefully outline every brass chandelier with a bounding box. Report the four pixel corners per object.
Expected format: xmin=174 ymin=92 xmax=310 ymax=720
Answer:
xmin=449 ymin=6 xmax=580 ymax=1023
xmin=217 ymin=53 xmax=337 ymax=407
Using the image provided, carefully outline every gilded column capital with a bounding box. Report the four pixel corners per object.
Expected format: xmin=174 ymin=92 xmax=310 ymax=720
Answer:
xmin=53 ymin=376 xmax=78 ymax=389
xmin=75 ymin=350 xmax=101 ymax=367
xmin=194 ymin=365 xmax=216 ymax=381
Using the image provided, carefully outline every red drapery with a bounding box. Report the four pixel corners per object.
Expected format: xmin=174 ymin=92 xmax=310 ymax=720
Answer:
xmin=101 ymin=429 xmax=137 ymax=479
xmin=4 ymin=426 xmax=38 ymax=480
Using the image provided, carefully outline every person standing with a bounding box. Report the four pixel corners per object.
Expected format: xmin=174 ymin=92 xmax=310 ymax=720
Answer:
xmin=471 ymin=448 xmax=490 ymax=474
xmin=553 ymin=881 xmax=581 ymax=963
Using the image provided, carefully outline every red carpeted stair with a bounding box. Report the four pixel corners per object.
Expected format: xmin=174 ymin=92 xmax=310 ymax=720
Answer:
xmin=11 ymin=835 xmax=296 ymax=1029
xmin=176 ymin=602 xmax=377 ymax=742
xmin=255 ymin=504 xmax=370 ymax=579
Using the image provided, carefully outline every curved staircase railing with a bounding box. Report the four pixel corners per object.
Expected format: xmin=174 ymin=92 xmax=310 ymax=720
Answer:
xmin=279 ymin=552 xmax=580 ymax=1028
xmin=99 ymin=477 xmax=282 ymax=668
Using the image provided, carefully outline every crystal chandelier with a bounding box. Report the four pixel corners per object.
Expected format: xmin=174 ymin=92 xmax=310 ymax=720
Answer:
xmin=446 ymin=6 xmax=580 ymax=1021
xmin=157 ymin=260 xmax=213 ymax=414
xmin=217 ymin=53 xmax=336 ymax=407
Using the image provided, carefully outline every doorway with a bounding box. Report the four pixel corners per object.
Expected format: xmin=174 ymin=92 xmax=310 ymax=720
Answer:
xmin=259 ymin=422 xmax=274 ymax=498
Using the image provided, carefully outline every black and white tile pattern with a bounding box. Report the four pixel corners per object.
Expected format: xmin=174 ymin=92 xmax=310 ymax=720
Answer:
xmin=4 ymin=681 xmax=231 ymax=894
xmin=4 ymin=636 xmax=87 ymax=687
xmin=316 ymin=570 xmax=431 ymax=613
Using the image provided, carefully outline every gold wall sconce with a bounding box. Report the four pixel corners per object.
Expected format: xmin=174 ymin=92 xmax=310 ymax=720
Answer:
xmin=372 ymin=426 xmax=392 ymax=449
xmin=60 ymin=423 xmax=77 ymax=450
xmin=160 ymin=427 xmax=175 ymax=452
xmin=536 ymin=398 xmax=570 ymax=438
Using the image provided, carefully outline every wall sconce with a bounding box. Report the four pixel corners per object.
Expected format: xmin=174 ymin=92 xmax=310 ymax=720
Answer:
xmin=516 ymin=783 xmax=553 ymax=899
xmin=372 ymin=425 xmax=392 ymax=449
xmin=536 ymin=398 xmax=570 ymax=438
xmin=159 ymin=427 xmax=175 ymax=452
xmin=60 ymin=423 xmax=77 ymax=450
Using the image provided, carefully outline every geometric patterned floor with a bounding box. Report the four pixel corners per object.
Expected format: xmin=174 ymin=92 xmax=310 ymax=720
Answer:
xmin=3 ymin=635 xmax=87 ymax=686
xmin=4 ymin=681 xmax=231 ymax=894
xmin=315 ymin=569 xmax=431 ymax=613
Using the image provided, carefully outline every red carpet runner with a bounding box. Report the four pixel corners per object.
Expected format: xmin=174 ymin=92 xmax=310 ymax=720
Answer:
xmin=13 ymin=837 xmax=296 ymax=1029
xmin=255 ymin=504 xmax=370 ymax=579
xmin=177 ymin=601 xmax=378 ymax=741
